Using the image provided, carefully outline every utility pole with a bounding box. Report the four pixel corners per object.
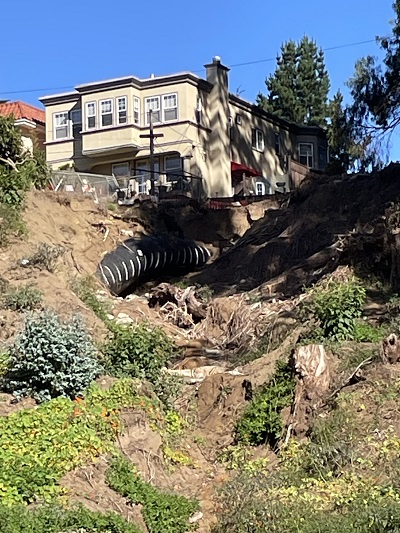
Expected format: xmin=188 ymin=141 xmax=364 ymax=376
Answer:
xmin=139 ymin=109 xmax=164 ymax=196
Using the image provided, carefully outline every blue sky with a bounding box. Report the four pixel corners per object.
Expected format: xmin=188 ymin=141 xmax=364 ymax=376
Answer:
xmin=1 ymin=0 xmax=397 ymax=156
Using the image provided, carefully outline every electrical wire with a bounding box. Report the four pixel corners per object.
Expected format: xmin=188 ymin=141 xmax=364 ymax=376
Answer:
xmin=0 ymin=38 xmax=379 ymax=96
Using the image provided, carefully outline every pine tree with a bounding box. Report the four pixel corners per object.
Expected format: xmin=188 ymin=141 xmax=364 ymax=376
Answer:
xmin=257 ymin=36 xmax=330 ymax=127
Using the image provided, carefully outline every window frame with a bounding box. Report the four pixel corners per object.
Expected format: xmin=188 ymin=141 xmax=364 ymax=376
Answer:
xmin=133 ymin=96 xmax=140 ymax=125
xmin=85 ymin=102 xmax=96 ymax=130
xmin=112 ymin=162 xmax=130 ymax=177
xmin=256 ymin=182 xmax=266 ymax=196
xmin=162 ymin=93 xmax=178 ymax=122
xmin=70 ymin=109 xmax=82 ymax=137
xmin=145 ymin=96 xmax=161 ymax=125
xmin=252 ymin=128 xmax=264 ymax=152
xmin=100 ymin=98 xmax=113 ymax=127
xmin=53 ymin=111 xmax=70 ymax=140
xmin=298 ymin=142 xmax=314 ymax=168
xmin=164 ymin=155 xmax=182 ymax=181
xmin=117 ymin=96 xmax=127 ymax=125
xmin=274 ymin=132 xmax=281 ymax=155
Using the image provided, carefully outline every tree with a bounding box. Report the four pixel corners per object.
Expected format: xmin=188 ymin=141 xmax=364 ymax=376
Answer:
xmin=257 ymin=36 xmax=330 ymax=127
xmin=348 ymin=1 xmax=400 ymax=134
xmin=0 ymin=115 xmax=49 ymax=206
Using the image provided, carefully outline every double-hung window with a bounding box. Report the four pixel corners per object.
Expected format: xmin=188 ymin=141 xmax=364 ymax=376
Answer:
xmin=252 ymin=129 xmax=264 ymax=152
xmin=86 ymin=102 xmax=96 ymax=130
xmin=163 ymin=93 xmax=178 ymax=121
xmin=256 ymin=182 xmax=266 ymax=196
xmin=54 ymin=112 xmax=69 ymax=140
xmin=145 ymin=97 xmax=161 ymax=124
xmin=133 ymin=97 xmax=140 ymax=125
xmin=298 ymin=143 xmax=314 ymax=168
xmin=100 ymin=99 xmax=113 ymax=127
xmin=117 ymin=97 xmax=127 ymax=124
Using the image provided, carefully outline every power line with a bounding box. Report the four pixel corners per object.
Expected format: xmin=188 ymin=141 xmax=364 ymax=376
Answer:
xmin=0 ymin=38 xmax=379 ymax=97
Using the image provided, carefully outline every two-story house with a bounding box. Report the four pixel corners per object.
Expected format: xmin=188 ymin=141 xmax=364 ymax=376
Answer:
xmin=0 ymin=100 xmax=46 ymax=153
xmin=39 ymin=57 xmax=328 ymax=199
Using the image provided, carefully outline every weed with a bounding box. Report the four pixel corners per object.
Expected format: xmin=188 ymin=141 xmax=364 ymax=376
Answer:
xmin=353 ymin=320 xmax=385 ymax=342
xmin=106 ymin=455 xmax=199 ymax=533
xmin=1 ymin=284 xmax=43 ymax=312
xmin=0 ymin=204 xmax=27 ymax=246
xmin=152 ymin=372 xmax=184 ymax=410
xmin=107 ymin=201 xmax=118 ymax=212
xmin=70 ymin=275 xmax=111 ymax=323
xmin=235 ymin=360 xmax=295 ymax=447
xmin=103 ymin=321 xmax=177 ymax=384
xmin=0 ymin=504 xmax=141 ymax=533
xmin=19 ymin=243 xmax=65 ymax=272
xmin=301 ymin=277 xmax=366 ymax=341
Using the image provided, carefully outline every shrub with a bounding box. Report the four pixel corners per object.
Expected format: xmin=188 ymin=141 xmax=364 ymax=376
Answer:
xmin=1 ymin=283 xmax=43 ymax=312
xmin=3 ymin=311 xmax=101 ymax=402
xmin=0 ymin=504 xmax=141 ymax=533
xmin=107 ymin=455 xmax=199 ymax=533
xmin=235 ymin=361 xmax=295 ymax=447
xmin=152 ymin=372 xmax=184 ymax=409
xmin=0 ymin=204 xmax=27 ymax=246
xmin=352 ymin=320 xmax=385 ymax=342
xmin=304 ymin=277 xmax=366 ymax=341
xmin=103 ymin=322 xmax=176 ymax=384
xmin=19 ymin=243 xmax=65 ymax=272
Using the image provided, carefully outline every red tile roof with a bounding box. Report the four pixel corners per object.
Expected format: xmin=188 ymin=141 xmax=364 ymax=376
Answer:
xmin=0 ymin=101 xmax=45 ymax=125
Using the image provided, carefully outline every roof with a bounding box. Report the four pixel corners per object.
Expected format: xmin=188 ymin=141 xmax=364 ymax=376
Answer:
xmin=0 ymin=101 xmax=45 ymax=125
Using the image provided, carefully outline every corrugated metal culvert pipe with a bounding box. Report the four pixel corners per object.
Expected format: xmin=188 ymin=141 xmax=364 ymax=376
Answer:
xmin=97 ymin=234 xmax=211 ymax=296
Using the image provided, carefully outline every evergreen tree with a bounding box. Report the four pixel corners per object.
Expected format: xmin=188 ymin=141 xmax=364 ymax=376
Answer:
xmin=348 ymin=1 xmax=400 ymax=136
xmin=257 ymin=36 xmax=330 ymax=127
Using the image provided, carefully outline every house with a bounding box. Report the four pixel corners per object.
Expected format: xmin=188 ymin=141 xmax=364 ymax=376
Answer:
xmin=39 ymin=57 xmax=328 ymax=199
xmin=0 ymin=100 xmax=46 ymax=153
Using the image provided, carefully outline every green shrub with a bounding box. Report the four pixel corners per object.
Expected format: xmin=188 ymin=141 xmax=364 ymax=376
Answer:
xmin=107 ymin=455 xmax=199 ymax=533
xmin=235 ymin=361 xmax=295 ymax=447
xmin=304 ymin=277 xmax=366 ymax=341
xmin=103 ymin=322 xmax=176 ymax=384
xmin=0 ymin=204 xmax=27 ymax=246
xmin=352 ymin=320 xmax=385 ymax=342
xmin=1 ymin=284 xmax=43 ymax=311
xmin=3 ymin=311 xmax=101 ymax=402
xmin=152 ymin=372 xmax=184 ymax=409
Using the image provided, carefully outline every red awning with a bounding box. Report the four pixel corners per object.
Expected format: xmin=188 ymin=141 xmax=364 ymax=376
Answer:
xmin=231 ymin=161 xmax=259 ymax=177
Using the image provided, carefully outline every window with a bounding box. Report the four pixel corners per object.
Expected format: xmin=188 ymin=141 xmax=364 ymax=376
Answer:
xmin=133 ymin=97 xmax=140 ymax=125
xmin=298 ymin=143 xmax=314 ymax=167
xmin=274 ymin=132 xmax=281 ymax=155
xmin=145 ymin=97 xmax=161 ymax=124
xmin=100 ymin=99 xmax=113 ymax=127
xmin=70 ymin=109 xmax=82 ymax=137
xmin=252 ymin=129 xmax=264 ymax=151
xmin=86 ymin=102 xmax=96 ymax=129
xmin=163 ymin=93 xmax=178 ymax=121
xmin=256 ymin=182 xmax=266 ymax=196
xmin=54 ymin=112 xmax=69 ymax=140
xmin=117 ymin=97 xmax=127 ymax=124
xmin=136 ymin=160 xmax=160 ymax=193
xmin=164 ymin=155 xmax=182 ymax=182
xmin=112 ymin=162 xmax=130 ymax=177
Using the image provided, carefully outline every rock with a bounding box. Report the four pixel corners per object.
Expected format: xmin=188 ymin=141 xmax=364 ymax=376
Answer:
xmin=115 ymin=312 xmax=134 ymax=325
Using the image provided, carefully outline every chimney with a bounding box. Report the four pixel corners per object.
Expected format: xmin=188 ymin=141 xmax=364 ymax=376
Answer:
xmin=204 ymin=56 xmax=230 ymax=89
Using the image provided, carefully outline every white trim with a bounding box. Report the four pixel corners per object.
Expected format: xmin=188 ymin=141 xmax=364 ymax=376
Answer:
xmin=117 ymin=96 xmax=127 ymax=125
xmin=162 ymin=93 xmax=178 ymax=122
xmin=298 ymin=142 xmax=314 ymax=168
xmin=100 ymin=98 xmax=113 ymax=127
xmin=145 ymin=96 xmax=161 ymax=125
xmin=53 ymin=111 xmax=70 ymax=140
xmin=252 ymin=128 xmax=264 ymax=152
xmin=85 ymin=101 xmax=96 ymax=130
xmin=133 ymin=96 xmax=140 ymax=125
xmin=256 ymin=181 xmax=266 ymax=196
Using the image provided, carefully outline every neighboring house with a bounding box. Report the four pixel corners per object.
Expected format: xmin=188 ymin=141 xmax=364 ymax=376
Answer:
xmin=39 ymin=57 xmax=328 ymax=199
xmin=0 ymin=100 xmax=46 ymax=153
